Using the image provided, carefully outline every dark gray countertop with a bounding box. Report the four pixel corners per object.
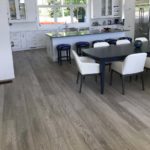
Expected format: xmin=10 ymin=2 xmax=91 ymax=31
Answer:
xmin=46 ymin=29 xmax=128 ymax=38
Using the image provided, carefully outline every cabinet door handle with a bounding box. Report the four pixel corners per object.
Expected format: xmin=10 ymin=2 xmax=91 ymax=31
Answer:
xmin=11 ymin=41 xmax=14 ymax=47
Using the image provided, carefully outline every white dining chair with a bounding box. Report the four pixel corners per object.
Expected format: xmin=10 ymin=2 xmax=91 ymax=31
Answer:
xmin=72 ymin=50 xmax=100 ymax=93
xmin=110 ymin=53 xmax=147 ymax=94
xmin=93 ymin=42 xmax=109 ymax=48
xmin=116 ymin=39 xmax=131 ymax=45
xmin=135 ymin=37 xmax=148 ymax=42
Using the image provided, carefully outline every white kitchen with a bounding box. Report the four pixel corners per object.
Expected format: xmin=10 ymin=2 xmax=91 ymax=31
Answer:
xmin=1 ymin=0 xmax=150 ymax=150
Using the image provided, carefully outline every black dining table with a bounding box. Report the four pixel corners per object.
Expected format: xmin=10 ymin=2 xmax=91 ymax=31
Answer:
xmin=82 ymin=42 xmax=150 ymax=94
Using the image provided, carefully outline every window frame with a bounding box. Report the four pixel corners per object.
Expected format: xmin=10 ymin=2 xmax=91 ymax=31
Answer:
xmin=37 ymin=0 xmax=89 ymax=29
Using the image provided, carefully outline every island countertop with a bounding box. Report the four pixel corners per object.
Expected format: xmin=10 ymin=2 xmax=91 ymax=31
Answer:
xmin=46 ymin=29 xmax=129 ymax=38
xmin=46 ymin=28 xmax=128 ymax=61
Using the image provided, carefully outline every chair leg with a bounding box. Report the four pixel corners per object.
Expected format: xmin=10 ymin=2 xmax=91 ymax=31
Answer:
xmin=69 ymin=50 xmax=71 ymax=64
xmin=109 ymin=70 xmax=113 ymax=86
xmin=95 ymin=75 xmax=97 ymax=82
xmin=83 ymin=76 xmax=86 ymax=81
xmin=129 ymin=76 xmax=132 ymax=82
xmin=60 ymin=51 xmax=62 ymax=65
xmin=121 ymin=76 xmax=125 ymax=95
xmin=109 ymin=64 xmax=111 ymax=72
xmin=79 ymin=75 xmax=83 ymax=93
xmin=135 ymin=75 xmax=138 ymax=81
xmin=76 ymin=72 xmax=80 ymax=84
xmin=58 ymin=50 xmax=60 ymax=64
xmin=66 ymin=50 xmax=69 ymax=61
xmin=141 ymin=73 xmax=145 ymax=90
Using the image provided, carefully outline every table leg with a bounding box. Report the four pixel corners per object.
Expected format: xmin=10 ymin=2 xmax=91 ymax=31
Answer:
xmin=100 ymin=61 xmax=105 ymax=94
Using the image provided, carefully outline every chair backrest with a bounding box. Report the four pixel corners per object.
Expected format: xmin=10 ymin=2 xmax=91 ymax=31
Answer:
xmin=72 ymin=50 xmax=81 ymax=70
xmin=72 ymin=50 xmax=99 ymax=75
xmin=72 ymin=50 xmax=87 ymax=75
xmin=93 ymin=42 xmax=109 ymax=48
xmin=118 ymin=37 xmax=132 ymax=43
xmin=122 ymin=53 xmax=147 ymax=75
xmin=105 ymin=39 xmax=117 ymax=45
xmin=116 ymin=39 xmax=130 ymax=45
xmin=135 ymin=37 xmax=148 ymax=42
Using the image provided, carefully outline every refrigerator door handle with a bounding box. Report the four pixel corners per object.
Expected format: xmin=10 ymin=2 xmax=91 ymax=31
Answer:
xmin=139 ymin=7 xmax=144 ymax=24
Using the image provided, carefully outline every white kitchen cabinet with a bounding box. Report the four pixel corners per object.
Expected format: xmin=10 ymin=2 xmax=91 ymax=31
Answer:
xmin=10 ymin=32 xmax=27 ymax=51
xmin=112 ymin=0 xmax=121 ymax=17
xmin=8 ymin=0 xmax=36 ymax=23
xmin=101 ymin=0 xmax=113 ymax=16
xmin=26 ymin=31 xmax=47 ymax=49
xmin=25 ymin=0 xmax=37 ymax=22
xmin=10 ymin=32 xmax=22 ymax=50
xmin=91 ymin=0 xmax=120 ymax=18
xmin=11 ymin=30 xmax=48 ymax=51
xmin=91 ymin=0 xmax=101 ymax=18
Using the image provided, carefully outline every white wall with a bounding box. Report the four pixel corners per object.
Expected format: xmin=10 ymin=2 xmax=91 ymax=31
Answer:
xmin=123 ymin=0 xmax=135 ymax=39
xmin=0 ymin=0 xmax=15 ymax=81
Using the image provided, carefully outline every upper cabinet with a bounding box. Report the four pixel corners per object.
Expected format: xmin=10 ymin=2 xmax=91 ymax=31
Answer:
xmin=101 ymin=0 xmax=112 ymax=16
xmin=8 ymin=0 xmax=37 ymax=22
xmin=112 ymin=0 xmax=120 ymax=17
xmin=9 ymin=0 xmax=26 ymax=20
xmin=91 ymin=0 xmax=120 ymax=18
xmin=91 ymin=0 xmax=101 ymax=18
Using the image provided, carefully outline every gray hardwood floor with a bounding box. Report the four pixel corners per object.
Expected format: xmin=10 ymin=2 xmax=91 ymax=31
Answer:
xmin=1 ymin=49 xmax=150 ymax=150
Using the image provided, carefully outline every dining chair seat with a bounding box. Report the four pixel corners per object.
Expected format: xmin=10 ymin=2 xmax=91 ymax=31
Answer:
xmin=111 ymin=61 xmax=123 ymax=74
xmin=79 ymin=56 xmax=96 ymax=63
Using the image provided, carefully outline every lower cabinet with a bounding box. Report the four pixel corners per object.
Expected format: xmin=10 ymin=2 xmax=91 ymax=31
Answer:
xmin=10 ymin=30 xmax=48 ymax=51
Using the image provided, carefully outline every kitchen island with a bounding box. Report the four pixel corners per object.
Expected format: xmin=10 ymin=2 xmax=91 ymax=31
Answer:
xmin=46 ymin=29 xmax=128 ymax=61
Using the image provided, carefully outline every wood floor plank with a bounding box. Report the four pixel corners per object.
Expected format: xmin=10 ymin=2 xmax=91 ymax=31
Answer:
xmin=1 ymin=49 xmax=150 ymax=150
xmin=0 ymin=85 xmax=4 ymax=150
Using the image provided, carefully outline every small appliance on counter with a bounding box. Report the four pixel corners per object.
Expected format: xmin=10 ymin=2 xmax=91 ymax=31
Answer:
xmin=107 ymin=20 xmax=112 ymax=25
xmin=92 ymin=21 xmax=99 ymax=26
xmin=103 ymin=27 xmax=111 ymax=32
xmin=114 ymin=19 xmax=119 ymax=24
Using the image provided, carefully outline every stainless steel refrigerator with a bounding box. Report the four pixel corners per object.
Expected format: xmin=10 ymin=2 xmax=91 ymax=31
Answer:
xmin=135 ymin=0 xmax=150 ymax=39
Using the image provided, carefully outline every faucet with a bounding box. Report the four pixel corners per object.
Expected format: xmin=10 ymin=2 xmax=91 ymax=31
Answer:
xmin=64 ymin=22 xmax=68 ymax=29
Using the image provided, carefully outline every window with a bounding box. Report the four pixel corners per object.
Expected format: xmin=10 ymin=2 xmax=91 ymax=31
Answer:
xmin=37 ymin=0 xmax=87 ymax=25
